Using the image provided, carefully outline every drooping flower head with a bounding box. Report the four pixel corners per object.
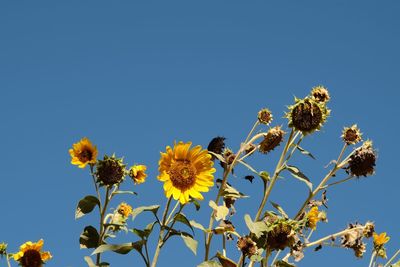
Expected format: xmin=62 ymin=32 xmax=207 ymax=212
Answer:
xmin=95 ymin=155 xmax=126 ymax=186
xmin=158 ymin=141 xmax=216 ymax=204
xmin=266 ymin=222 xmax=296 ymax=251
xmin=346 ymin=140 xmax=376 ymax=177
xmin=69 ymin=137 xmax=98 ymax=168
xmin=311 ymin=85 xmax=330 ymax=103
xmin=286 ymin=97 xmax=330 ymax=135
xmin=129 ymin=165 xmax=147 ymax=184
xmin=237 ymin=236 xmax=258 ymax=257
xmin=259 ymin=126 xmax=285 ymax=154
xmin=13 ymin=239 xmax=52 ymax=267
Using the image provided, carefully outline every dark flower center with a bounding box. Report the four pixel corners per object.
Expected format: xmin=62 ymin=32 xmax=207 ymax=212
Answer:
xmin=292 ymin=100 xmax=323 ymax=132
xmin=96 ymin=159 xmax=125 ymax=185
xmin=20 ymin=249 xmax=42 ymax=267
xmin=168 ymin=160 xmax=197 ymax=191
xmin=79 ymin=148 xmax=93 ymax=162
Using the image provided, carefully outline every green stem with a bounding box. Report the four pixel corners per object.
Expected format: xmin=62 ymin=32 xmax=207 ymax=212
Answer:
xmin=6 ymin=253 xmax=11 ymax=267
xmin=90 ymin=165 xmax=102 ymax=208
xmin=96 ymin=186 xmax=111 ymax=265
xmin=222 ymin=234 xmax=226 ymax=257
xmin=384 ymin=249 xmax=400 ymax=267
xmin=369 ymin=251 xmax=377 ymax=267
xmin=294 ymin=144 xmax=348 ymax=220
xmin=305 ymin=226 xmax=364 ymax=248
xmin=151 ymin=197 xmax=172 ymax=267
xmin=162 ymin=203 xmax=184 ymax=244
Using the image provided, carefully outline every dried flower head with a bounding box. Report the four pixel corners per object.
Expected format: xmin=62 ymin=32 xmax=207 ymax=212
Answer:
xmin=69 ymin=137 xmax=98 ymax=168
xmin=244 ymin=143 xmax=257 ymax=156
xmin=342 ymin=125 xmax=362 ymax=145
xmin=258 ymin=108 xmax=273 ymax=125
xmin=267 ymin=222 xmax=296 ymax=251
xmin=346 ymin=141 xmax=376 ymax=177
xmin=311 ymin=85 xmax=330 ymax=103
xmin=158 ymin=141 xmax=215 ymax=204
xmin=13 ymin=239 xmax=52 ymax=267
xmin=259 ymin=126 xmax=285 ymax=154
xmin=286 ymin=97 xmax=329 ymax=135
xmin=237 ymin=236 xmax=258 ymax=257
xmin=363 ymin=222 xmax=375 ymax=238
xmin=129 ymin=165 xmax=147 ymax=184
xmin=341 ymin=223 xmax=366 ymax=258
xmin=207 ymin=136 xmax=226 ymax=161
xmin=220 ymin=148 xmax=236 ymax=169
xmin=96 ymin=155 xmax=126 ymax=186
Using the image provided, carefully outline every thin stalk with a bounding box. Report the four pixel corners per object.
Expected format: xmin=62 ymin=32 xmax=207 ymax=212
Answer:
xmin=305 ymin=226 xmax=364 ymax=248
xmin=162 ymin=204 xmax=184 ymax=244
xmin=165 ymin=201 xmax=180 ymax=225
xmin=239 ymin=129 xmax=297 ymax=267
xmin=151 ymin=197 xmax=172 ymax=267
xmin=294 ymin=144 xmax=348 ymax=219
xmin=325 ymin=175 xmax=354 ymax=189
xmin=96 ymin=187 xmax=111 ymax=265
xmin=384 ymin=249 xmax=400 ymax=267
xmin=90 ymin=165 xmax=102 ymax=208
xmin=270 ymin=250 xmax=282 ymax=267
xmin=204 ymin=121 xmax=261 ymax=260
xmin=144 ymin=242 xmax=151 ymax=267
xmin=6 ymin=253 xmax=11 ymax=267
xmin=369 ymin=251 xmax=377 ymax=267
xmin=222 ymin=234 xmax=226 ymax=257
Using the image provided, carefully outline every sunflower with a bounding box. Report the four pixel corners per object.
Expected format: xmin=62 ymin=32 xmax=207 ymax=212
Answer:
xmin=373 ymin=232 xmax=390 ymax=247
xmin=158 ymin=141 xmax=216 ymax=204
xmin=306 ymin=206 xmax=321 ymax=230
xmin=129 ymin=165 xmax=147 ymax=184
xmin=69 ymin=137 xmax=98 ymax=168
xmin=13 ymin=239 xmax=52 ymax=267
xmin=117 ymin=202 xmax=133 ymax=217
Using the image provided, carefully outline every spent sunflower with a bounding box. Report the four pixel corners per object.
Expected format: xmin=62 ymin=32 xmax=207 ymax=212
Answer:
xmin=158 ymin=141 xmax=216 ymax=204
xmin=129 ymin=165 xmax=147 ymax=184
xmin=13 ymin=239 xmax=52 ymax=267
xmin=69 ymin=137 xmax=98 ymax=168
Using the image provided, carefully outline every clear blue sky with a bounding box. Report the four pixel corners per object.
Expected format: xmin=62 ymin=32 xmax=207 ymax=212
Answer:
xmin=0 ymin=1 xmax=398 ymax=266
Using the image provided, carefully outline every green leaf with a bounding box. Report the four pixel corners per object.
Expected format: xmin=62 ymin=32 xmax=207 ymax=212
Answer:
xmin=294 ymin=145 xmax=316 ymax=160
xmin=131 ymin=205 xmax=160 ymax=221
xmin=208 ymin=151 xmax=226 ymax=163
xmin=190 ymin=198 xmax=201 ymax=211
xmin=131 ymin=222 xmax=156 ymax=239
xmin=285 ymin=165 xmax=313 ymax=191
xmin=244 ymin=214 xmax=268 ymax=238
xmin=92 ymin=241 xmax=145 ymax=255
xmin=209 ymin=201 xmax=229 ymax=221
xmin=75 ymin=195 xmax=100 ymax=219
xmin=80 ymin=226 xmax=99 ymax=249
xmin=181 ymin=233 xmax=198 ymax=255
xmin=259 ymin=171 xmax=270 ymax=181
xmin=275 ymin=260 xmax=296 ymax=267
xmin=197 ymin=261 xmax=222 ymax=267
xmin=174 ymin=213 xmax=194 ymax=234
xmin=111 ymin=190 xmax=138 ymax=196
xmin=216 ymin=252 xmax=237 ymax=267
xmin=189 ymin=220 xmax=207 ymax=232
xmin=222 ymin=184 xmax=248 ymax=200
xmin=270 ymin=202 xmax=288 ymax=219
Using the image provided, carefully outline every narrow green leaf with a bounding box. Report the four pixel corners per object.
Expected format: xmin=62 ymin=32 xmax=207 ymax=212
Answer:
xmin=131 ymin=205 xmax=160 ymax=221
xmin=285 ymin=165 xmax=313 ymax=191
xmin=216 ymin=252 xmax=237 ymax=267
xmin=79 ymin=226 xmax=99 ymax=249
xmin=244 ymin=214 xmax=268 ymax=238
xmin=275 ymin=260 xmax=296 ymax=267
xmin=112 ymin=190 xmax=138 ymax=196
xmin=75 ymin=195 xmax=100 ymax=219
xmin=270 ymin=202 xmax=288 ymax=219
xmin=189 ymin=220 xmax=207 ymax=232
xmin=181 ymin=234 xmax=198 ymax=255
xmin=295 ymin=145 xmax=316 ymax=160
xmin=92 ymin=241 xmax=145 ymax=255
xmin=174 ymin=213 xmax=194 ymax=234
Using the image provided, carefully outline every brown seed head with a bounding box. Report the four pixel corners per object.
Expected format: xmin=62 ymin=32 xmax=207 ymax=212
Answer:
xmin=342 ymin=125 xmax=362 ymax=145
xmin=267 ymin=223 xmax=296 ymax=251
xmin=346 ymin=141 xmax=376 ymax=177
xmin=258 ymin=108 xmax=273 ymax=125
xmin=259 ymin=126 xmax=285 ymax=154
xmin=96 ymin=155 xmax=126 ymax=186
xmin=311 ymin=85 xmax=330 ymax=103
xmin=237 ymin=236 xmax=258 ymax=257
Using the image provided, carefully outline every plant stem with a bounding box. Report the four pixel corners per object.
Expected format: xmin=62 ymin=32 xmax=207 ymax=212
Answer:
xmin=222 ymin=234 xmax=226 ymax=257
xmin=204 ymin=121 xmax=261 ymax=260
xmin=151 ymin=197 xmax=172 ymax=267
xmin=325 ymin=175 xmax=354 ymax=188
xmin=369 ymin=251 xmax=377 ymax=267
xmin=270 ymin=250 xmax=281 ymax=267
xmin=305 ymin=226 xmax=364 ymax=248
xmin=384 ymin=249 xmax=400 ymax=267
xmin=90 ymin=165 xmax=102 ymax=208
xmin=6 ymin=253 xmax=11 ymax=267
xmin=162 ymin=203 xmax=184 ymax=244
xmin=96 ymin=186 xmax=111 ymax=265
xmin=239 ymin=129 xmax=297 ymax=267
xmin=294 ymin=144 xmax=348 ymax=220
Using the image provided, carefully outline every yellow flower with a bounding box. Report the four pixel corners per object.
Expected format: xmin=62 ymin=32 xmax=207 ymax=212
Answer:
xmin=13 ymin=239 xmax=52 ymax=267
xmin=117 ymin=202 xmax=133 ymax=217
xmin=129 ymin=165 xmax=147 ymax=184
xmin=373 ymin=232 xmax=390 ymax=246
xmin=306 ymin=207 xmax=321 ymax=230
xmin=158 ymin=141 xmax=216 ymax=204
xmin=69 ymin=137 xmax=98 ymax=168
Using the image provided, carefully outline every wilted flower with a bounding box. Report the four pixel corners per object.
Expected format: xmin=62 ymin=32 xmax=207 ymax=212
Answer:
xmin=13 ymin=239 xmax=52 ymax=267
xmin=237 ymin=236 xmax=258 ymax=257
xmin=158 ymin=141 xmax=215 ymax=204
xmin=129 ymin=165 xmax=147 ymax=184
xmin=258 ymin=108 xmax=273 ymax=125
xmin=244 ymin=143 xmax=256 ymax=156
xmin=117 ymin=202 xmax=133 ymax=218
xmin=267 ymin=222 xmax=296 ymax=251
xmin=341 ymin=223 xmax=366 ymax=258
xmin=346 ymin=141 xmax=376 ymax=177
xmin=363 ymin=222 xmax=375 ymax=238
xmin=342 ymin=125 xmax=362 ymax=145
xmin=96 ymin=155 xmax=126 ymax=186
xmin=306 ymin=206 xmax=326 ymax=230
xmin=311 ymin=85 xmax=330 ymax=103
xmin=259 ymin=126 xmax=285 ymax=154
xmin=207 ymin=136 xmax=226 ymax=161
xmin=69 ymin=137 xmax=98 ymax=168
xmin=286 ymin=97 xmax=329 ymax=135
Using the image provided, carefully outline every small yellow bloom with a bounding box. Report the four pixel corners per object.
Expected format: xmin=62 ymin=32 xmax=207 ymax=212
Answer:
xmin=129 ymin=165 xmax=147 ymax=184
xmin=13 ymin=239 xmax=52 ymax=267
xmin=117 ymin=202 xmax=133 ymax=217
xmin=158 ymin=141 xmax=216 ymax=204
xmin=69 ymin=137 xmax=98 ymax=168
xmin=306 ymin=207 xmax=321 ymax=230
xmin=373 ymin=232 xmax=390 ymax=246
